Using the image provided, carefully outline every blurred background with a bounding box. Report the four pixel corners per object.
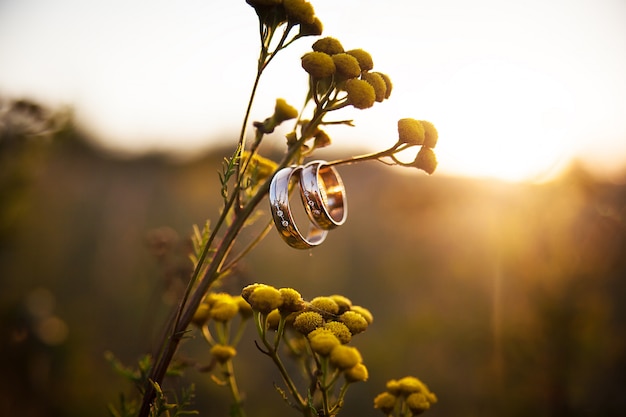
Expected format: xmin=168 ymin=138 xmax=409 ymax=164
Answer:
xmin=1 ymin=0 xmax=626 ymax=416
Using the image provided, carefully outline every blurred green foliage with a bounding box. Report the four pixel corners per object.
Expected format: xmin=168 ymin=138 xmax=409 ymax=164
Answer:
xmin=1 ymin=99 xmax=625 ymax=416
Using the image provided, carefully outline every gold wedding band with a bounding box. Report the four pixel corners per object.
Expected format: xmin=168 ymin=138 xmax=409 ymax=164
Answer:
xmin=269 ymin=166 xmax=328 ymax=249
xmin=299 ymin=160 xmax=347 ymax=229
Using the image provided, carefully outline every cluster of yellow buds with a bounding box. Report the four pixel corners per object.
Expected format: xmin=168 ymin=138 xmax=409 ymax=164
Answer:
xmin=246 ymin=0 xmax=323 ymax=39
xmin=301 ymin=36 xmax=393 ymax=110
xmin=396 ymin=118 xmax=439 ymax=174
xmin=192 ymin=292 xmax=253 ymax=363
xmin=241 ymin=283 xmax=374 ymax=413
xmin=373 ymin=376 xmax=438 ymax=416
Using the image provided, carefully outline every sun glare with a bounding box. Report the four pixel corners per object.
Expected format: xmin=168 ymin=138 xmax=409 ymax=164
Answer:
xmin=428 ymin=59 xmax=577 ymax=182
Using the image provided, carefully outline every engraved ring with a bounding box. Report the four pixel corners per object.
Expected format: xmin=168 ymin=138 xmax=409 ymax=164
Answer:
xmin=299 ymin=160 xmax=347 ymax=229
xmin=269 ymin=166 xmax=328 ymax=249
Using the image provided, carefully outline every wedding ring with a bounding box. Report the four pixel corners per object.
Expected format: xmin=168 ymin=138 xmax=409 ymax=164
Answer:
xmin=269 ymin=166 xmax=328 ymax=249
xmin=299 ymin=160 xmax=347 ymax=229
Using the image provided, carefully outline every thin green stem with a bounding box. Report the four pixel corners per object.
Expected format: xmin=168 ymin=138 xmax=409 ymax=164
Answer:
xmin=224 ymin=359 xmax=247 ymax=417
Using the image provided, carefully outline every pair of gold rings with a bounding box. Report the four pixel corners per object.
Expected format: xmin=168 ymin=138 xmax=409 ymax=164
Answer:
xmin=269 ymin=160 xmax=347 ymax=249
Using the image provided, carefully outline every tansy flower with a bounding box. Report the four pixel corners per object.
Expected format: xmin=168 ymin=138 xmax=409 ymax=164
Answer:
xmin=339 ymin=310 xmax=369 ymax=334
xmin=191 ymin=302 xmax=210 ymax=326
xmin=283 ymin=0 xmax=316 ymax=24
xmin=266 ymin=309 xmax=281 ymax=330
xmin=310 ymin=296 xmax=339 ymax=316
xmin=332 ymin=53 xmax=361 ymax=79
xmin=247 ymin=285 xmax=283 ymax=314
xmin=312 ymin=37 xmax=344 ymax=55
xmin=345 ymin=79 xmax=376 ymax=109
xmin=346 ymin=48 xmax=374 ymax=71
xmin=398 ymin=118 xmax=425 ymax=145
xmin=279 ymin=287 xmax=305 ymax=313
xmin=301 ymin=51 xmax=336 ymax=79
xmin=350 ymin=305 xmax=374 ymax=325
xmin=308 ymin=328 xmax=341 ymax=356
xmin=329 ymin=294 xmax=352 ymax=313
xmin=362 ymin=72 xmax=387 ymax=102
xmin=210 ymin=296 xmax=239 ymax=322
xmin=420 ymin=120 xmax=438 ymax=149
xmin=235 ymin=295 xmax=253 ymax=319
xmin=373 ymin=392 xmax=397 ymax=414
xmin=406 ymin=392 xmax=431 ymax=415
xmin=376 ymin=72 xmax=393 ymax=99
xmin=329 ymin=345 xmax=362 ymax=369
xmin=210 ymin=344 xmax=237 ymax=363
xmin=345 ymin=363 xmax=369 ymax=383
xmin=413 ymin=147 xmax=437 ymax=175
xmin=293 ymin=311 xmax=324 ymax=334
xmin=323 ymin=321 xmax=352 ymax=344
xmin=299 ymin=16 xmax=324 ymax=36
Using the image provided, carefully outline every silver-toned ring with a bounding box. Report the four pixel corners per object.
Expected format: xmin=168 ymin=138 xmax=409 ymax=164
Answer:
xmin=299 ymin=160 xmax=347 ymax=229
xmin=269 ymin=166 xmax=328 ymax=249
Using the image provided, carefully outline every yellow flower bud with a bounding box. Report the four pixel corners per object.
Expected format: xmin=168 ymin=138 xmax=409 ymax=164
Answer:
xmin=210 ymin=296 xmax=239 ymax=322
xmin=274 ymin=98 xmax=298 ymax=124
xmin=329 ymin=345 xmax=362 ymax=370
xmin=323 ymin=321 xmax=352 ymax=344
xmin=235 ymin=295 xmax=253 ymax=319
xmin=308 ymin=328 xmax=340 ymax=356
xmin=329 ymin=295 xmax=352 ymax=313
xmin=279 ymin=287 xmax=305 ymax=313
xmin=345 ymin=363 xmax=369 ymax=383
xmin=299 ymin=16 xmax=324 ymax=37
xmin=339 ymin=310 xmax=368 ymax=335
xmin=191 ymin=302 xmax=210 ymax=327
xmin=310 ymin=296 xmax=339 ymax=316
xmin=397 ymin=118 xmax=425 ymax=145
xmin=241 ymin=283 xmax=265 ymax=303
xmin=266 ymin=308 xmax=281 ymax=330
xmin=210 ymin=344 xmax=237 ymax=364
xmin=346 ymin=49 xmax=374 ymax=71
xmin=350 ymin=305 xmax=374 ymax=324
xmin=375 ymin=72 xmax=393 ymax=99
xmin=413 ymin=147 xmax=437 ymax=175
xmin=293 ymin=311 xmax=324 ymax=334
xmin=373 ymin=392 xmax=397 ymax=414
xmin=301 ymin=51 xmax=336 ymax=79
xmin=420 ymin=120 xmax=438 ymax=149
xmin=345 ymin=79 xmax=376 ymax=109
xmin=247 ymin=285 xmax=283 ymax=314
xmin=312 ymin=37 xmax=344 ymax=55
xmin=386 ymin=379 xmax=402 ymax=395
xmin=405 ymin=393 xmax=431 ymax=415
xmin=332 ymin=53 xmax=361 ymax=79
xmin=361 ymin=72 xmax=387 ymax=102
xmin=283 ymin=0 xmax=316 ymax=24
